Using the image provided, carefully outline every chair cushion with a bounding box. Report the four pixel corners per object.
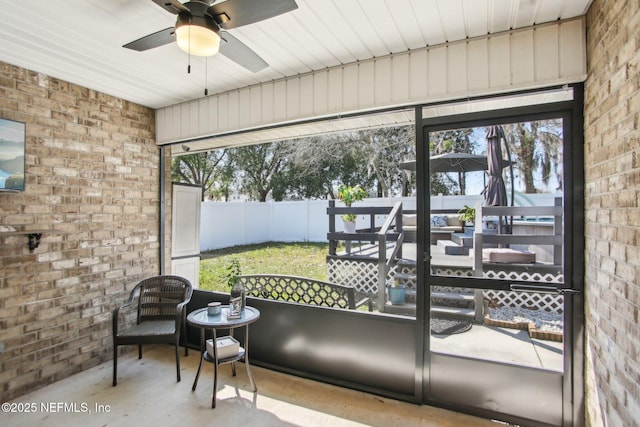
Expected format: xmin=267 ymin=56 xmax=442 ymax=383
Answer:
xmin=444 ymin=215 xmax=462 ymax=227
xmin=118 ymin=320 xmax=176 ymax=337
xmin=403 ymin=214 xmax=417 ymax=227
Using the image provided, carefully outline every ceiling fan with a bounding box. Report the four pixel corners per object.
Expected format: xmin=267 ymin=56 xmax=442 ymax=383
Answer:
xmin=123 ymin=0 xmax=298 ymax=72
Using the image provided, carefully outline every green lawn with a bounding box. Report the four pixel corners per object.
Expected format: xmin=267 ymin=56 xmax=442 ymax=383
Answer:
xmin=199 ymin=242 xmax=329 ymax=292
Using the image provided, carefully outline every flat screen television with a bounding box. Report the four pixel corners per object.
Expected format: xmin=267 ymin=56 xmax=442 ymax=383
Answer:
xmin=0 ymin=117 xmax=26 ymax=192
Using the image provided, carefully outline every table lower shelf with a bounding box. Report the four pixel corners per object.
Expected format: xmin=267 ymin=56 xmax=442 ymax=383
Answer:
xmin=202 ymin=348 xmax=246 ymax=364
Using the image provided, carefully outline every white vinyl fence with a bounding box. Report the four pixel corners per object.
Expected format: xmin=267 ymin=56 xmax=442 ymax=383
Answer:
xmin=199 ymin=193 xmax=560 ymax=251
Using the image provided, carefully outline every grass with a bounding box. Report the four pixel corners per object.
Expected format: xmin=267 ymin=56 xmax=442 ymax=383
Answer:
xmin=199 ymin=242 xmax=329 ymax=292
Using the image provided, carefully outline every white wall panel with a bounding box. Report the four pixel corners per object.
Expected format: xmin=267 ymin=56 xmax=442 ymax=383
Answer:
xmin=408 ymin=50 xmax=428 ymax=100
xmin=157 ymin=19 xmax=587 ymax=145
xmin=559 ymin=18 xmax=585 ymax=78
xmin=510 ymin=30 xmax=535 ymax=85
xmin=313 ymin=71 xmax=328 ymax=115
xmin=227 ymin=91 xmax=239 ymax=130
xmin=375 ymin=57 xmax=392 ymax=106
xmin=535 ymin=25 xmax=560 ymax=81
xmin=273 ymin=80 xmax=287 ymax=121
xmin=217 ymin=93 xmax=229 ymax=133
xmin=197 ymin=97 xmax=209 ymax=136
xmin=358 ymin=61 xmax=375 ymax=109
xmin=261 ymin=83 xmax=274 ymax=124
xmin=207 ymin=97 xmax=218 ymax=134
xmin=238 ymin=87 xmax=251 ymax=128
xmin=391 ymin=54 xmax=410 ymax=103
xmin=342 ymin=63 xmax=359 ymax=111
xmin=488 ymin=33 xmax=511 ymax=88
xmin=286 ymin=77 xmax=300 ymax=118
xmin=467 ymin=38 xmax=489 ymax=91
xmin=300 ymin=74 xmax=314 ymax=116
xmin=447 ymin=43 xmax=467 ymax=94
xmin=428 ymin=46 xmax=447 ymax=96
xmin=327 ymin=68 xmax=343 ymax=112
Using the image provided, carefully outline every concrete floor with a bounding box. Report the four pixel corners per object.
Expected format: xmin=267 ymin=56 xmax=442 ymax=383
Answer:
xmin=2 ymin=345 xmax=501 ymax=427
xmin=431 ymin=323 xmax=563 ymax=370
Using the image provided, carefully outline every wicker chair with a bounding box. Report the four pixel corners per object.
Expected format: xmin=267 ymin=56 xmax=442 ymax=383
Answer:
xmin=112 ymin=275 xmax=193 ymax=386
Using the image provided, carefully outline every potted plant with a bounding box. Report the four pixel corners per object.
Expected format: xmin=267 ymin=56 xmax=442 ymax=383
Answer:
xmin=337 ymin=184 xmax=367 ymax=233
xmin=458 ymin=205 xmax=476 ymax=234
xmin=226 ymin=258 xmax=245 ymax=310
xmin=387 ymin=278 xmax=406 ymax=305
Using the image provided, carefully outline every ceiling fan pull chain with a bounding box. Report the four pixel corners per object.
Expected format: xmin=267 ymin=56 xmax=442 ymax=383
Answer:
xmin=187 ymin=18 xmax=192 ymax=74
xmin=204 ymin=56 xmax=208 ymax=96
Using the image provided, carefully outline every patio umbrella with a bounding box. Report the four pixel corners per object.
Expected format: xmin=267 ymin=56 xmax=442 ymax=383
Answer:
xmin=484 ymin=126 xmax=507 ymax=207
xmin=430 ymin=152 xmax=490 ymax=173
xmin=400 ymin=153 xmax=489 ymax=173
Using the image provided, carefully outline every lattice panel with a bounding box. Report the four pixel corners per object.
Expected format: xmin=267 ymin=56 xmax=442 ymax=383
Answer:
xmin=393 ymin=263 xmax=417 ymax=290
xmin=432 ymin=267 xmax=563 ymax=283
xmin=327 ymin=258 xmax=418 ymax=296
xmin=327 ymin=259 xmax=380 ymax=294
xmin=239 ymin=275 xmax=354 ymax=309
xmin=484 ymin=269 xmax=563 ymax=283
xmin=485 ymin=290 xmax=564 ymax=313
xmin=432 ymin=267 xmax=475 ymax=277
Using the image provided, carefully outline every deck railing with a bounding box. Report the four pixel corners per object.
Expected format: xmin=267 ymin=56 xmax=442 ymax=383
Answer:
xmin=376 ymin=202 xmax=405 ymax=310
xmin=473 ymin=197 xmax=563 ymax=280
xmin=327 ymin=201 xmax=405 ymax=310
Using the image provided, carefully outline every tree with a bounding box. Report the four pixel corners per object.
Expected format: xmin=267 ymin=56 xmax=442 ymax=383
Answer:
xmin=272 ymin=134 xmax=374 ymax=201
xmin=228 ymin=143 xmax=286 ymax=202
xmin=350 ymin=126 xmax=415 ymax=198
xmin=171 ymin=150 xmax=226 ymax=201
xmin=428 ymin=128 xmax=475 ymax=195
xmin=503 ymin=120 xmax=563 ymax=193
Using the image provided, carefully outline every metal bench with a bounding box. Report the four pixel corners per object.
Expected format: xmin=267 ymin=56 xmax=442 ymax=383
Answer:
xmin=238 ymin=274 xmax=369 ymax=310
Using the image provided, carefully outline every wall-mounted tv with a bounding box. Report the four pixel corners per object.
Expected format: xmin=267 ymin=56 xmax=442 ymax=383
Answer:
xmin=0 ymin=118 xmax=26 ymax=192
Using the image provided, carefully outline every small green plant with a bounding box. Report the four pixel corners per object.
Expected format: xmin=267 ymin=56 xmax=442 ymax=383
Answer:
xmin=337 ymin=184 xmax=367 ymax=222
xmin=225 ymin=258 xmax=241 ymax=289
xmin=458 ymin=205 xmax=476 ymax=225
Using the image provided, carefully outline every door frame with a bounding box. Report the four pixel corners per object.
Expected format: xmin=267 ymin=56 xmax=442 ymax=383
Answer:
xmin=414 ymin=84 xmax=585 ymax=426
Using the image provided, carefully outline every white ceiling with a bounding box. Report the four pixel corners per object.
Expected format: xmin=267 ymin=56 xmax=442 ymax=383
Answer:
xmin=0 ymin=0 xmax=592 ymax=110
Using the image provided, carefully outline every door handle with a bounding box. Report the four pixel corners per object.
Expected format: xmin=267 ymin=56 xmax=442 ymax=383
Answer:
xmin=509 ymin=284 xmax=582 ymax=295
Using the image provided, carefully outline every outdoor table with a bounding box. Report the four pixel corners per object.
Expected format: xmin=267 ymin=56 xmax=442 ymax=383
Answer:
xmin=187 ymin=305 xmax=260 ymax=408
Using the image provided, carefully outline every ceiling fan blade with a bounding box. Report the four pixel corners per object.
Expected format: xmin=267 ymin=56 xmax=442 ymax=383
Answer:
xmin=219 ymin=31 xmax=268 ymax=72
xmin=150 ymin=0 xmax=190 ymax=14
xmin=208 ymin=0 xmax=298 ymax=30
xmin=123 ymin=27 xmax=175 ymax=51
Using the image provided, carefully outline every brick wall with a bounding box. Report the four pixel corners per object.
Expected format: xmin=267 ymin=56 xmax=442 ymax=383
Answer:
xmin=0 ymin=62 xmax=165 ymax=401
xmin=584 ymin=1 xmax=640 ymax=425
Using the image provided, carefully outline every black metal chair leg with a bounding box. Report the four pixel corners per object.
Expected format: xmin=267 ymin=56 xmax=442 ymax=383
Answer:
xmin=113 ymin=345 xmax=118 ymax=386
xmin=175 ymin=339 xmax=181 ymax=382
xmin=192 ymin=329 xmax=205 ymax=391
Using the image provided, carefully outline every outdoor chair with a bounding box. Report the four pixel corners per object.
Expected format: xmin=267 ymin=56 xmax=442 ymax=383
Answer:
xmin=112 ymin=275 xmax=193 ymax=386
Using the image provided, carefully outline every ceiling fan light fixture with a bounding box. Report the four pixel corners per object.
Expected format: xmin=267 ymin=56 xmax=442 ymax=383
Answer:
xmin=175 ymin=15 xmax=221 ymax=57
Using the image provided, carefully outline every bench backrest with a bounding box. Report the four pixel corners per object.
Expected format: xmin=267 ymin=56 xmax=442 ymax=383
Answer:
xmin=238 ymin=274 xmax=356 ymax=309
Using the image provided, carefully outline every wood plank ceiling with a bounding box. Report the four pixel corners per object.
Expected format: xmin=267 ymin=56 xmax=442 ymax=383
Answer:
xmin=0 ymin=0 xmax=592 ymax=110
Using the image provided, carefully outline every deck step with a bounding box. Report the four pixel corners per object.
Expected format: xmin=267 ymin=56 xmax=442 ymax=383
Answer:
xmin=384 ymin=302 xmax=416 ymax=316
xmin=394 ymin=273 xmax=417 ymax=282
xmin=436 ymin=239 xmax=458 ymax=249
xmin=451 ymin=233 xmax=474 ymax=247
xmin=436 ymin=239 xmax=469 ymax=255
xmin=396 ymin=258 xmax=417 ymax=267
xmin=431 ymin=291 xmax=474 ymax=301
xmin=430 ymin=305 xmax=475 ymax=319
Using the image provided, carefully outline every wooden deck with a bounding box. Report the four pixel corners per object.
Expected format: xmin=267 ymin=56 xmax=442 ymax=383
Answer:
xmin=336 ymin=242 xmax=473 ymax=270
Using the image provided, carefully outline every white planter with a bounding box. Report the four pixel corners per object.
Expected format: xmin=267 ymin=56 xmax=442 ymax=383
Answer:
xmin=343 ymin=221 xmax=356 ymax=233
